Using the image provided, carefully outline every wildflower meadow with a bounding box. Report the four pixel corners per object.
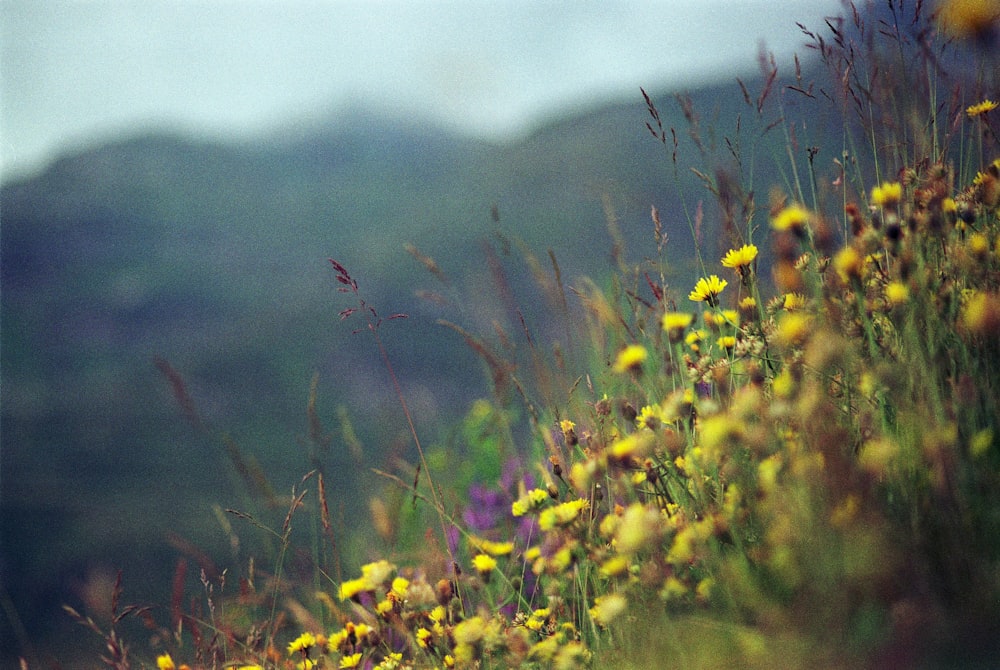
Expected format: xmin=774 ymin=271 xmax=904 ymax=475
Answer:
xmin=56 ymin=2 xmax=1000 ymax=668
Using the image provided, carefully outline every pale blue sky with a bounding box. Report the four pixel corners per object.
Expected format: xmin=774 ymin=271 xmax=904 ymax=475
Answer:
xmin=1 ymin=0 xmax=842 ymax=180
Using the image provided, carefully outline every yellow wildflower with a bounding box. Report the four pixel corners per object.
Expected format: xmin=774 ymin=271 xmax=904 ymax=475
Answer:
xmin=971 ymin=429 xmax=994 ymax=459
xmin=609 ymin=432 xmax=653 ymax=461
xmin=696 ymin=577 xmax=715 ymax=601
xmin=636 ymin=404 xmax=664 ymax=430
xmin=885 ymin=281 xmax=910 ymax=306
xmin=390 ymin=576 xmax=409 ymax=597
xmin=375 ymin=654 xmax=404 ymax=670
xmin=452 ymin=616 xmax=489 ymax=663
xmin=718 ymin=308 xmax=739 ymax=325
xmin=776 ymin=312 xmax=812 ymax=347
xmin=967 ymin=99 xmax=999 ymax=117
xmin=688 ymin=274 xmax=728 ymax=304
xmin=339 ymin=656 xmax=363 ymax=670
xmin=612 ymin=343 xmax=648 ymax=373
xmin=338 ymin=577 xmax=368 ymax=601
xmin=157 ymin=655 xmax=176 ymax=670
xmin=961 ymin=291 xmax=1000 ymax=335
xmin=833 ymin=246 xmax=863 ymax=283
xmin=538 ymin=499 xmax=588 ymax=531
xmin=721 ymin=243 xmax=759 ymax=271
xmin=615 ymin=503 xmax=665 ymax=555
xmin=771 ymin=203 xmax=810 ymax=232
xmin=512 ymin=488 xmax=550 ymax=516
xmin=772 ymin=368 xmax=795 ymax=398
xmin=661 ymin=311 xmax=694 ymax=335
xmin=600 ymin=555 xmax=631 ymax=577
xmin=288 ymin=632 xmax=318 ymax=655
xmin=968 ymin=232 xmax=990 ymax=257
xmin=685 ymin=328 xmax=708 ymax=352
xmin=870 ymin=181 xmax=903 ymax=207
xmin=718 ymin=335 xmax=737 ymax=349
xmin=472 ymin=538 xmax=515 ymax=556
xmin=661 ymin=576 xmax=688 ymax=600
xmin=589 ymin=593 xmax=628 ymax=626
xmin=782 ymin=293 xmax=808 ymax=311
xmin=472 ymin=553 xmax=497 ymax=575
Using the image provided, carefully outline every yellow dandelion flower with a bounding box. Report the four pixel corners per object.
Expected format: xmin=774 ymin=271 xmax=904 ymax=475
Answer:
xmin=776 ymin=312 xmax=812 ymax=347
xmin=472 ymin=553 xmax=497 ymax=574
xmin=688 ymin=275 xmax=728 ymax=303
xmin=684 ymin=328 xmax=707 ymax=352
xmin=666 ymin=525 xmax=699 ymax=565
xmin=477 ymin=538 xmax=515 ymax=556
xmin=661 ymin=576 xmax=688 ymax=600
xmin=339 ymin=655 xmax=363 ymax=669
xmin=782 ymin=293 xmax=808 ymax=311
xmin=390 ymin=576 xmax=409 ymax=597
xmin=968 ymin=232 xmax=990 ymax=257
xmin=615 ymin=503 xmax=664 ymax=555
xmin=589 ymin=593 xmax=627 ymax=626
xmin=721 ymin=243 xmax=759 ymax=271
xmin=971 ymin=429 xmax=994 ymax=459
xmin=758 ymin=454 xmax=783 ymax=492
xmin=967 ymin=99 xmax=999 ymax=117
xmin=157 ymin=655 xmax=176 ymax=670
xmin=511 ymin=488 xmax=550 ymax=516
xmin=609 ymin=432 xmax=653 ymax=461
xmin=696 ymin=577 xmax=715 ymax=601
xmin=885 ymin=281 xmax=910 ymax=306
xmin=636 ymin=405 xmax=664 ymax=430
xmin=375 ymin=654 xmax=404 ymax=670
xmin=771 ymin=204 xmax=811 ymax=231
xmin=338 ymin=577 xmax=368 ymax=601
xmin=452 ymin=617 xmax=488 ymax=663
xmin=538 ymin=499 xmax=588 ymax=531
xmin=961 ymin=291 xmax=1000 ymax=335
xmin=288 ymin=632 xmax=318 ymax=655
xmin=718 ymin=335 xmax=737 ymax=349
xmin=559 ymin=419 xmax=575 ymax=434
xmin=833 ymin=246 xmax=863 ymax=283
xmin=354 ymin=623 xmax=374 ymax=642
xmin=870 ymin=181 xmax=903 ymax=207
xmin=612 ymin=343 xmax=648 ymax=373
xmin=661 ymin=311 xmax=694 ymax=334
xmin=600 ymin=555 xmax=630 ymax=577
xmin=416 ymin=627 xmax=434 ymax=649
xmin=772 ymin=368 xmax=795 ymax=399
xmin=297 ymin=661 xmax=318 ymax=670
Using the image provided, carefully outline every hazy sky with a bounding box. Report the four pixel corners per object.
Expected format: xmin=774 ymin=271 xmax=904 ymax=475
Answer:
xmin=1 ymin=0 xmax=843 ymax=181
